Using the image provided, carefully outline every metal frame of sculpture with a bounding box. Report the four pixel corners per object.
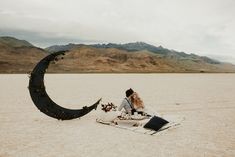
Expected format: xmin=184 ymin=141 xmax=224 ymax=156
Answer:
xmin=28 ymin=51 xmax=101 ymax=120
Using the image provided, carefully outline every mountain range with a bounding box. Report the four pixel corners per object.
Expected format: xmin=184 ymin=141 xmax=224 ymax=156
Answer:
xmin=1 ymin=36 xmax=235 ymax=73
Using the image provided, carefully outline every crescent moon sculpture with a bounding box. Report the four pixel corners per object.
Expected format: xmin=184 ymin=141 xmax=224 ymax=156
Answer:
xmin=28 ymin=51 xmax=101 ymax=120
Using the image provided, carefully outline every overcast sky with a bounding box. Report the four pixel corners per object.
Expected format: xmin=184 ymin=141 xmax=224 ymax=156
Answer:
xmin=0 ymin=0 xmax=235 ymax=63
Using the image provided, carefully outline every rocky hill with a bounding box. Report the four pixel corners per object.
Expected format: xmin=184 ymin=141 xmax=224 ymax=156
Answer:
xmin=1 ymin=36 xmax=235 ymax=73
xmin=0 ymin=36 xmax=34 ymax=47
xmin=46 ymin=42 xmax=221 ymax=65
xmin=47 ymin=45 xmax=235 ymax=73
xmin=0 ymin=36 xmax=46 ymax=73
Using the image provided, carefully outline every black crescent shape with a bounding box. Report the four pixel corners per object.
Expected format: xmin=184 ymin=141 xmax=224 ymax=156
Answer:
xmin=28 ymin=51 xmax=101 ymax=120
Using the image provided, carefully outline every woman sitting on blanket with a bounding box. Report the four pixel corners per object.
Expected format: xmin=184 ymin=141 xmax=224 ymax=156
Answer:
xmin=118 ymin=88 xmax=146 ymax=116
xmin=131 ymin=92 xmax=144 ymax=112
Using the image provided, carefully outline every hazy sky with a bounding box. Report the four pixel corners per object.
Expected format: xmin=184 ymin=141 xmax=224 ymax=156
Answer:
xmin=0 ymin=0 xmax=235 ymax=63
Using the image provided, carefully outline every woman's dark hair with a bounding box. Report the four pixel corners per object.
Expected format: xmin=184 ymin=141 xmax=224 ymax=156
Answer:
xmin=126 ymin=88 xmax=134 ymax=97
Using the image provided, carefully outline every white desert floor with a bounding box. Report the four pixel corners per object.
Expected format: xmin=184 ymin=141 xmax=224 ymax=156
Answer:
xmin=0 ymin=74 xmax=235 ymax=157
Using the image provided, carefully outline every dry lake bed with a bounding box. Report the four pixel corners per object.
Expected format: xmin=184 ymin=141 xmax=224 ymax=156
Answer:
xmin=0 ymin=74 xmax=235 ymax=157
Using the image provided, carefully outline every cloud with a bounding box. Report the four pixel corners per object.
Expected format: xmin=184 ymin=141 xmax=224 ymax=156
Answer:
xmin=0 ymin=0 xmax=235 ymax=63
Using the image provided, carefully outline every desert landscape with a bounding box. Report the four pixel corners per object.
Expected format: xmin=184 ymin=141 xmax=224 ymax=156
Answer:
xmin=1 ymin=36 xmax=235 ymax=157
xmin=1 ymin=74 xmax=235 ymax=157
xmin=1 ymin=0 xmax=235 ymax=156
xmin=1 ymin=36 xmax=235 ymax=73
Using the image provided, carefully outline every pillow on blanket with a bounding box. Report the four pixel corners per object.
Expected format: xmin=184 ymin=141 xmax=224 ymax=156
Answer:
xmin=144 ymin=116 xmax=169 ymax=131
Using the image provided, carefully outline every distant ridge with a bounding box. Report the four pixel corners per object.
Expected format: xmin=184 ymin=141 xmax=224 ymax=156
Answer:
xmin=45 ymin=43 xmax=78 ymax=53
xmin=0 ymin=36 xmax=34 ymax=47
xmin=1 ymin=36 xmax=235 ymax=73
xmin=46 ymin=41 xmax=220 ymax=65
xmin=92 ymin=42 xmax=165 ymax=53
